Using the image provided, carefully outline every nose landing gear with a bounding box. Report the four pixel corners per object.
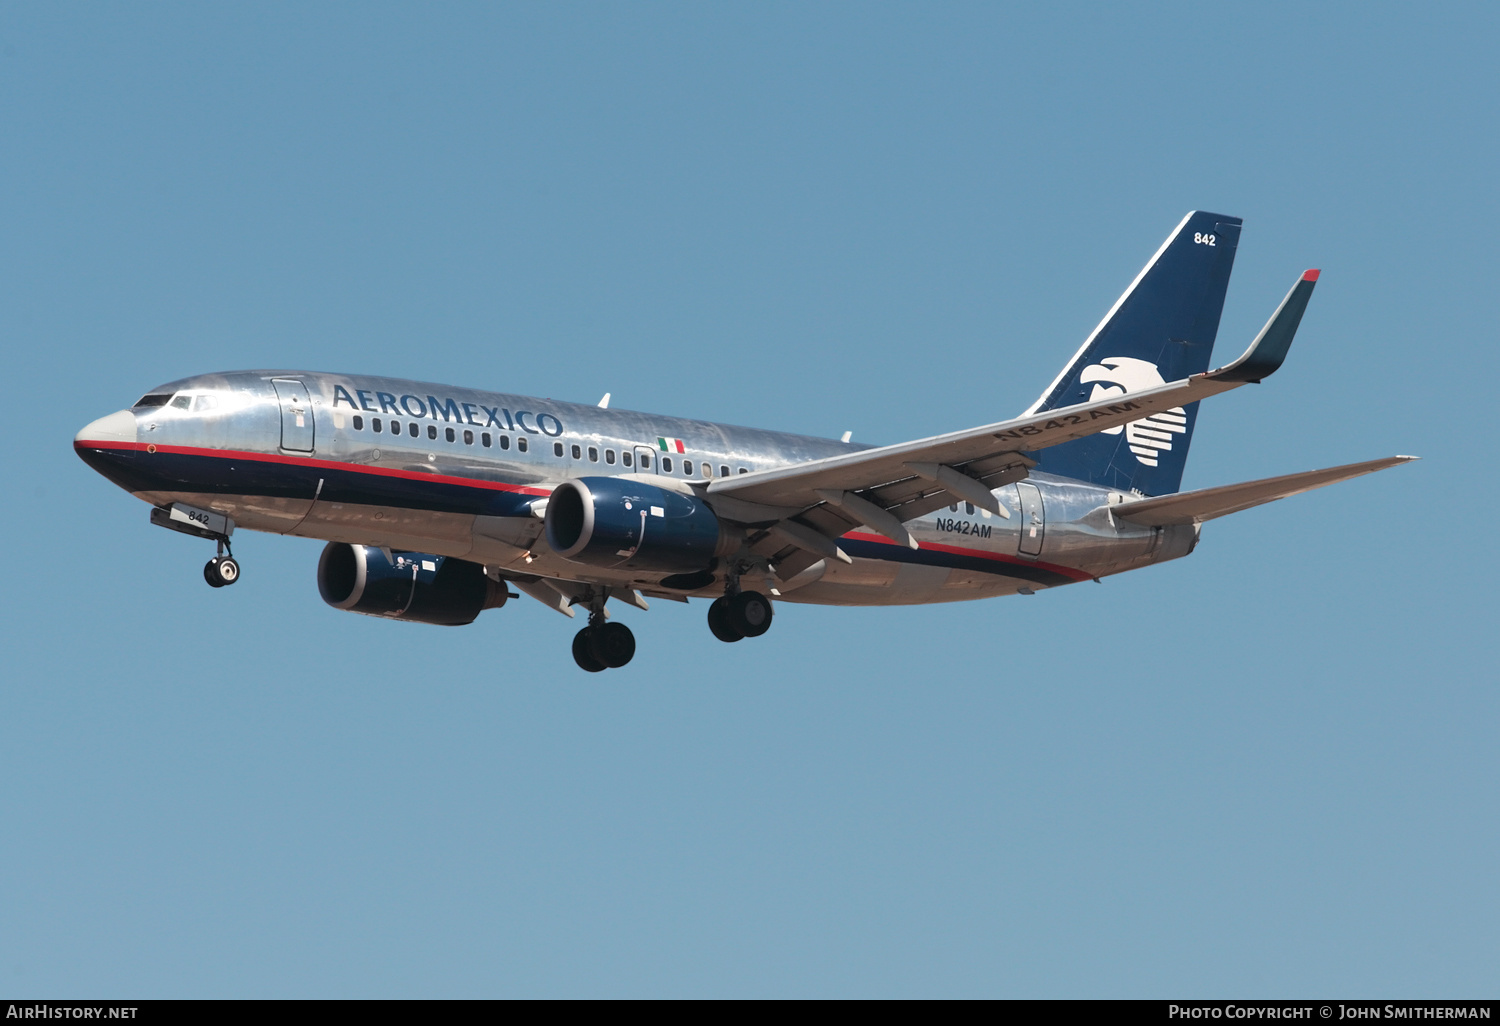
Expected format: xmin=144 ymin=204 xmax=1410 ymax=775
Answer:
xmin=151 ymin=503 xmax=243 ymax=589
xmin=203 ymin=533 xmax=240 ymax=588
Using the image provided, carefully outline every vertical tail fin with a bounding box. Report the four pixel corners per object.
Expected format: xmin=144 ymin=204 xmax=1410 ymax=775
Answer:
xmin=1027 ymin=211 xmax=1242 ymax=495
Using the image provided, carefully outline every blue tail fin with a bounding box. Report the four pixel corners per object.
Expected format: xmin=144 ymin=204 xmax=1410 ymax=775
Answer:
xmin=1027 ymin=211 xmax=1242 ymax=495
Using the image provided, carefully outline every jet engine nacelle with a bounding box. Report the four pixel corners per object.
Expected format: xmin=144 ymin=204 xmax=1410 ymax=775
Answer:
xmin=544 ymin=476 xmax=732 ymax=573
xmin=317 ymin=543 xmax=507 ymax=626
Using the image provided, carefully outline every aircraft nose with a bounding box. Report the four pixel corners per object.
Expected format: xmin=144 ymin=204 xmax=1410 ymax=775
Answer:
xmin=75 ymin=409 xmax=138 ymax=446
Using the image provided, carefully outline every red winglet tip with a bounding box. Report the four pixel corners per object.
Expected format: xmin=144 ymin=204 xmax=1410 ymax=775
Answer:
xmin=1302 ymin=268 xmax=1320 ymax=281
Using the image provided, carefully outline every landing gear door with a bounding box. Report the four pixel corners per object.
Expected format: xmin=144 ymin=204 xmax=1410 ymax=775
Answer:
xmin=633 ymin=445 xmax=658 ymax=474
xmin=1017 ymin=481 xmax=1045 ymax=558
xmin=272 ymin=378 xmax=315 ymax=452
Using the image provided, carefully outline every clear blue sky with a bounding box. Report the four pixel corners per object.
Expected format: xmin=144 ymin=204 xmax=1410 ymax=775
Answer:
xmin=2 ymin=2 xmax=1495 ymax=997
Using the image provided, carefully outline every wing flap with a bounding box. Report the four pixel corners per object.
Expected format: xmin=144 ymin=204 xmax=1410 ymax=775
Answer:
xmin=508 ymin=576 xmax=578 ymax=617
xmin=705 ymin=269 xmax=1316 ymax=518
xmin=1111 ymin=456 xmax=1417 ymax=527
xmin=707 ymin=373 xmax=1234 ymax=509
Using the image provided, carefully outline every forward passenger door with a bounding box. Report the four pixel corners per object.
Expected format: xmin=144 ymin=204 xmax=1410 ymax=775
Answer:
xmin=272 ymin=378 xmax=314 ymax=452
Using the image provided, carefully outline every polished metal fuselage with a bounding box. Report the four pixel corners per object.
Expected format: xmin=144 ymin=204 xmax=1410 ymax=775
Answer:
xmin=74 ymin=370 xmax=1199 ymax=605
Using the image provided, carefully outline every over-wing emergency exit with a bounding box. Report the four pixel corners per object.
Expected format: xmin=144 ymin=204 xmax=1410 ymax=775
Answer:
xmin=74 ymin=212 xmax=1415 ymax=671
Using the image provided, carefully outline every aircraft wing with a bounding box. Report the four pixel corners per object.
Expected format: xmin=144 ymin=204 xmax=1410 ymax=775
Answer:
xmin=705 ymin=270 xmax=1321 ymax=571
xmin=1110 ymin=456 xmax=1418 ymax=527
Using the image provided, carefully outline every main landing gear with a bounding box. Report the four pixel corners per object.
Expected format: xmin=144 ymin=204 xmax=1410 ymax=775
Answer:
xmin=563 ymin=574 xmax=773 ymax=670
xmin=571 ymin=591 xmax=636 ymax=672
xmin=707 ymin=585 xmax=774 ymax=644
xmin=572 ymin=621 xmax=635 ymax=672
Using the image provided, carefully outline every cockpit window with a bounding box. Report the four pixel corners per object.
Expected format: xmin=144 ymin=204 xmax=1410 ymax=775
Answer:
xmin=170 ymin=395 xmax=192 ymax=410
xmin=134 ymin=393 xmax=172 ymax=408
xmin=193 ymin=395 xmax=219 ymax=412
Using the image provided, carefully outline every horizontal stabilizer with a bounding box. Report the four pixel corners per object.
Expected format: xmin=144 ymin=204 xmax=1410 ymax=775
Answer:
xmin=1111 ymin=456 xmax=1418 ymax=526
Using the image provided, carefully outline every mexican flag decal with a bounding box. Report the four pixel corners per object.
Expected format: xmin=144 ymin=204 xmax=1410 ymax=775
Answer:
xmin=657 ymin=437 xmax=686 ymax=454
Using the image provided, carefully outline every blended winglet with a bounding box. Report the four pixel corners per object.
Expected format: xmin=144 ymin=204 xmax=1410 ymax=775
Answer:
xmin=1207 ymin=269 xmax=1319 ymax=384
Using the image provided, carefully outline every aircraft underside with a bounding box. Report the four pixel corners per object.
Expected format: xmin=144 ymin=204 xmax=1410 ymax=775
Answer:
xmin=125 ymin=484 xmax=1136 ymax=609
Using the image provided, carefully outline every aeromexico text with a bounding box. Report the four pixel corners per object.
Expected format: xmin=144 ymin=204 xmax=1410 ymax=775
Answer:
xmin=332 ymin=385 xmax=565 ymax=437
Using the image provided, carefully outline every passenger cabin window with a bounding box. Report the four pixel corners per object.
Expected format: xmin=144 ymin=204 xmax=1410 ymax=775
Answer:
xmin=622 ymin=452 xmax=633 ymax=467
xmin=464 ymin=429 xmax=473 ymax=445
xmin=553 ymin=442 xmax=564 ymax=457
xmin=571 ymin=444 xmax=582 ymax=460
xmin=965 ymin=502 xmax=975 ymax=515
xmin=499 ymin=435 xmax=510 ymax=450
xmin=949 ymin=503 xmax=959 ymax=513
xmin=445 ymin=427 xmax=456 ymax=442
xmin=683 ymin=461 xmax=694 ymax=476
xmin=662 ymin=457 xmax=673 ymax=473
xmin=605 ymin=450 xmax=615 ymax=465
xmin=588 ymin=447 xmax=598 ymax=462
xmin=738 ymin=467 xmax=748 ymax=474
xmin=391 ymin=420 xmax=401 ymax=434
xmin=353 ymin=415 xmax=364 ymax=430
xmin=428 ymin=425 xmax=437 ymax=440
xmin=373 ymin=419 xmax=383 ymax=432
xmin=482 ymin=433 xmax=491 ymax=447
xmin=517 ymin=437 xmax=528 ymax=452
xmin=193 ymin=395 xmax=218 ymax=413
xmin=134 ymin=394 xmax=172 ymax=408
xmin=409 ymin=423 xmax=418 ymax=438
xmin=719 ymin=465 xmax=729 ymax=478
xmin=639 ymin=453 xmax=651 ymax=469
xmin=170 ymin=395 xmax=192 ymax=410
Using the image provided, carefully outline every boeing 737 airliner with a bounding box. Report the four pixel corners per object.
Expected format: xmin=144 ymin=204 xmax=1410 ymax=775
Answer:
xmin=75 ymin=212 xmax=1414 ymax=671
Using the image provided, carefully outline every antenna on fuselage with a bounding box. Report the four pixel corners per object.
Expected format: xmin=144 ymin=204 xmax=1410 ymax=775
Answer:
xmin=598 ymin=393 xmax=611 ymax=409
xmin=840 ymin=431 xmax=852 ymax=443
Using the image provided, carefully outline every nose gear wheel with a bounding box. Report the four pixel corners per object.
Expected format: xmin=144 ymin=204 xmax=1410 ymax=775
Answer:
xmin=204 ymin=555 xmax=240 ymax=588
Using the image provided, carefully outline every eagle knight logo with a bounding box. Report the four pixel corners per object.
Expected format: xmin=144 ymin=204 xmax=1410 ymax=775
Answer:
xmin=1078 ymin=357 xmax=1188 ymax=468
